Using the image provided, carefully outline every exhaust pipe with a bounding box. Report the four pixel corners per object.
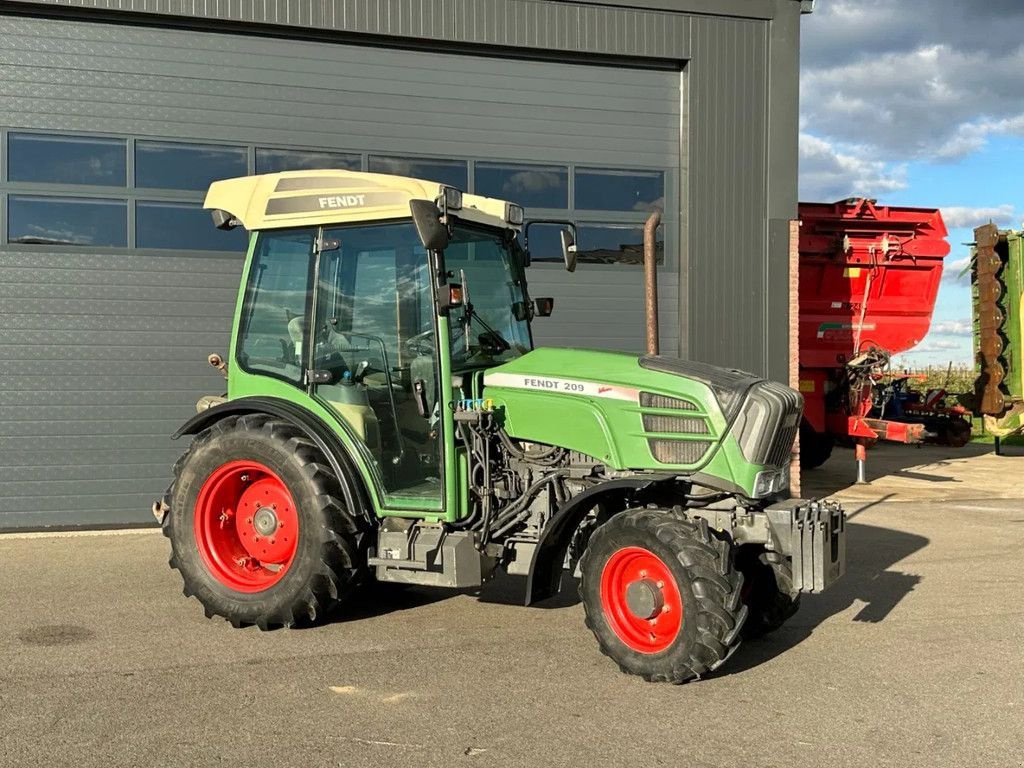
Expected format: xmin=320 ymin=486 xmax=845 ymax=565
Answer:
xmin=643 ymin=209 xmax=662 ymax=356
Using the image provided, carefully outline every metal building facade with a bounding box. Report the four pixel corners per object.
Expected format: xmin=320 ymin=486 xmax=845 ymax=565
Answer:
xmin=0 ymin=0 xmax=803 ymax=528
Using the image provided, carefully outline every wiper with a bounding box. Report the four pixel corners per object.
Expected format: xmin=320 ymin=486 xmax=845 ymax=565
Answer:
xmin=458 ymin=269 xmax=511 ymax=353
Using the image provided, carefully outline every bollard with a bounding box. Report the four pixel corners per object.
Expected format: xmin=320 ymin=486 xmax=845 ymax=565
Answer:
xmin=855 ymin=441 xmax=868 ymax=484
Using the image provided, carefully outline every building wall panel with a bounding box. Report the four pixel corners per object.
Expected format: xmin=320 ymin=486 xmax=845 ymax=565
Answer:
xmin=0 ymin=13 xmax=681 ymax=526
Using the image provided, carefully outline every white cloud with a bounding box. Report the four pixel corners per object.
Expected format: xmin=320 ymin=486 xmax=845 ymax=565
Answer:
xmin=907 ymin=339 xmax=961 ymax=353
xmin=801 ymin=2 xmax=1024 ymax=166
xmin=941 ymin=205 xmax=1018 ymax=230
xmin=799 ymin=133 xmax=907 ymax=200
xmin=931 ymin=320 xmax=972 ymax=336
xmin=941 ymin=256 xmax=971 ymax=284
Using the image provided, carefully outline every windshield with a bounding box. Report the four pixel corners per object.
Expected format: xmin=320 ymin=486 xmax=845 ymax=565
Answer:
xmin=445 ymin=224 xmax=532 ymax=367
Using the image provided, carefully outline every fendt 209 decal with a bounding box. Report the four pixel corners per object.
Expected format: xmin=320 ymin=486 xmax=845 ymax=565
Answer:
xmin=484 ymin=372 xmax=639 ymax=402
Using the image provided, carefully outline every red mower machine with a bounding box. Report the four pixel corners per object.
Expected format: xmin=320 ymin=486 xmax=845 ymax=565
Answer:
xmin=797 ymin=199 xmax=962 ymax=477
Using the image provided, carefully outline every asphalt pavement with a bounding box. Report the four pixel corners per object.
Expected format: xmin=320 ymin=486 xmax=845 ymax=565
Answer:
xmin=1 ymin=496 xmax=1022 ymax=768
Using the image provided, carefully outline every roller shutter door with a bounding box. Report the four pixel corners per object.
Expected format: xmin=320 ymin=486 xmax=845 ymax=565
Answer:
xmin=0 ymin=14 xmax=681 ymax=527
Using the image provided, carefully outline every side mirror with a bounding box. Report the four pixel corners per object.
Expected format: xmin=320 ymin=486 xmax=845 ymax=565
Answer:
xmin=560 ymin=229 xmax=577 ymax=273
xmin=410 ymin=199 xmax=449 ymax=251
xmin=534 ymin=297 xmax=555 ymax=317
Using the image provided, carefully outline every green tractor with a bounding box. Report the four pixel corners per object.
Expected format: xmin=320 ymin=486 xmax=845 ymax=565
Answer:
xmin=155 ymin=170 xmax=846 ymax=684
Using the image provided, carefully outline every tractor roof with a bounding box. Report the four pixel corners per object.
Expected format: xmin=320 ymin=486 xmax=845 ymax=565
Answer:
xmin=204 ymin=169 xmax=517 ymax=232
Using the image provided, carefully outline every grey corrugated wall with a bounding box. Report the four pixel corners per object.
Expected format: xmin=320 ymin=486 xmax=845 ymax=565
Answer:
xmin=0 ymin=0 xmax=803 ymax=527
xmin=686 ymin=16 xmax=770 ymax=376
xmin=0 ymin=12 xmax=682 ymax=527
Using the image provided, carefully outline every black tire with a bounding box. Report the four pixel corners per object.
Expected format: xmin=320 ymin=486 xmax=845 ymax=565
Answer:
xmin=579 ymin=508 xmax=747 ymax=684
xmin=941 ymin=417 xmax=972 ymax=448
xmin=736 ymin=547 xmax=800 ymax=639
xmin=162 ymin=414 xmax=369 ymax=630
xmin=800 ymin=422 xmax=834 ymax=470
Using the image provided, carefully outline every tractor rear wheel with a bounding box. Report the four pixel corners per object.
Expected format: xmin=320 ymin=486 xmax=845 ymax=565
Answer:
xmin=163 ymin=414 xmax=368 ymax=629
xmin=579 ymin=508 xmax=747 ymax=684
xmin=736 ymin=548 xmax=799 ymax=638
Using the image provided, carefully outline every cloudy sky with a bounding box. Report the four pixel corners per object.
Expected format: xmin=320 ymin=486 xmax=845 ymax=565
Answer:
xmin=799 ymin=0 xmax=1024 ymax=366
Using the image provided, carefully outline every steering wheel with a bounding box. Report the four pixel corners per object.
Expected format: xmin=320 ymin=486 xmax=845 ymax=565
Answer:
xmin=404 ymin=325 xmax=464 ymax=357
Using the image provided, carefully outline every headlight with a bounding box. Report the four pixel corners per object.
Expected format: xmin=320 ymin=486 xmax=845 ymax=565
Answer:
xmin=440 ymin=186 xmax=463 ymax=211
xmin=506 ymin=203 xmax=524 ymax=225
xmin=752 ymin=468 xmax=788 ymax=497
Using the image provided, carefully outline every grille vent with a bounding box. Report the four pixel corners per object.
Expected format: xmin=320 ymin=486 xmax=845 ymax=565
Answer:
xmin=642 ymin=414 xmax=709 ymax=434
xmin=648 ymin=439 xmax=711 ymax=465
xmin=640 ymin=392 xmax=698 ymax=410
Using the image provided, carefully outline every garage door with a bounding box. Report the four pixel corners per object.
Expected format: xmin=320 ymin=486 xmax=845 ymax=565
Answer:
xmin=0 ymin=14 xmax=681 ymax=527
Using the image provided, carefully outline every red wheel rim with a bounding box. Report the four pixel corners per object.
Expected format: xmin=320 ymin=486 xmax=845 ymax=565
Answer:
xmin=193 ymin=460 xmax=299 ymax=593
xmin=600 ymin=546 xmax=683 ymax=654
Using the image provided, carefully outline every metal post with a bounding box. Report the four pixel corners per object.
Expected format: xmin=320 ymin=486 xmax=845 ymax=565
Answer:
xmin=643 ymin=209 xmax=662 ymax=356
xmin=995 ymin=436 xmax=1002 ymax=456
xmin=855 ymin=441 xmax=868 ymax=484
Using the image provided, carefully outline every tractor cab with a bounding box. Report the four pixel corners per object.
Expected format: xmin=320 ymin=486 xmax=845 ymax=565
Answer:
xmin=203 ymin=170 xmax=555 ymax=512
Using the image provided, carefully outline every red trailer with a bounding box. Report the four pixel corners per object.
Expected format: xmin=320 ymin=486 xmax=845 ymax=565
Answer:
xmin=797 ymin=199 xmax=952 ymax=474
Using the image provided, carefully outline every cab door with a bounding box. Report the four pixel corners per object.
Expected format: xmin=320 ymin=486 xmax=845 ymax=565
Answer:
xmin=309 ymin=220 xmax=446 ymax=510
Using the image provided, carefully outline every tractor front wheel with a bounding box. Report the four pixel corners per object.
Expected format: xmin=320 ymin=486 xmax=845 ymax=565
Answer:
xmin=163 ymin=414 xmax=368 ymax=629
xmin=736 ymin=548 xmax=799 ymax=638
xmin=579 ymin=508 xmax=747 ymax=684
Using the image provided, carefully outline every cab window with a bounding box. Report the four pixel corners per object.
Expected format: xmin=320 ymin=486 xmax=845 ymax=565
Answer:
xmin=236 ymin=229 xmax=316 ymax=385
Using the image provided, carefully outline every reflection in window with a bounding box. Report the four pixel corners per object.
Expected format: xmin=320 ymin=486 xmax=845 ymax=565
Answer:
xmin=256 ymin=148 xmax=361 ymax=174
xmin=7 ymin=133 xmax=127 ymax=187
xmin=575 ymin=168 xmax=665 ymax=212
xmin=136 ymin=141 xmax=247 ymax=190
xmin=136 ymin=202 xmax=247 ymax=251
xmin=8 ymin=196 xmax=127 ymax=247
xmin=576 ymin=223 xmax=664 ymax=266
xmin=474 ymin=162 xmax=568 ymax=209
xmin=368 ymin=155 xmax=467 ymax=189
xmin=237 ymin=230 xmax=316 ymax=385
xmin=523 ymin=222 xmax=568 ymax=263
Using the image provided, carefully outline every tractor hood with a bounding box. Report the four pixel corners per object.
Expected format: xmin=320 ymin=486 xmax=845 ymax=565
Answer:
xmin=481 ymin=347 xmax=802 ymax=497
xmin=483 ymin=347 xmax=763 ymax=415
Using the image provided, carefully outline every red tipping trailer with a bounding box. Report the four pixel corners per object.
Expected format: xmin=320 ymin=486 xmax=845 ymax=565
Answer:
xmin=797 ymin=198 xmax=951 ymax=472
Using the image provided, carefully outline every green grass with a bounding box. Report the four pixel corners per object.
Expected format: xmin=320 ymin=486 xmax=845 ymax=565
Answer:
xmin=968 ymin=418 xmax=1024 ymax=445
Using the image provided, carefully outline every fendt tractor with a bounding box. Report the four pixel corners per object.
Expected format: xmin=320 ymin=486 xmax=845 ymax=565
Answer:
xmin=154 ymin=170 xmax=846 ymax=683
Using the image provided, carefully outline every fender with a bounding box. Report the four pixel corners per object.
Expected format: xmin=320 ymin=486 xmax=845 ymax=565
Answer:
xmin=524 ymin=477 xmax=667 ymax=606
xmin=173 ymin=397 xmax=375 ymax=525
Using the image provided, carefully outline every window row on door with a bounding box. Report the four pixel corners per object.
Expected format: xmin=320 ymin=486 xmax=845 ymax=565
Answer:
xmin=1 ymin=130 xmax=666 ymax=263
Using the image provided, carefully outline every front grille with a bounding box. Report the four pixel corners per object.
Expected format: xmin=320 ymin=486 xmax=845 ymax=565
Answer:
xmin=768 ymin=422 xmax=799 ymax=466
xmin=640 ymin=392 xmax=698 ymax=410
xmin=648 ymin=439 xmax=711 ymax=465
xmin=734 ymin=381 xmax=803 ymax=468
xmin=642 ymin=414 xmax=709 ymax=434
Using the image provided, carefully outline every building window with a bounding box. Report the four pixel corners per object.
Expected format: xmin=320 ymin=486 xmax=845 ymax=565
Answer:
xmin=576 ymin=223 xmax=664 ymax=266
xmin=136 ymin=140 xmax=247 ymax=191
xmin=256 ymin=148 xmax=361 ymax=174
xmin=7 ymin=133 xmax=127 ymax=187
xmin=8 ymin=195 xmax=128 ymax=247
xmin=136 ymin=201 xmax=247 ymax=251
xmin=474 ymin=162 xmax=568 ymax=209
xmin=368 ymin=155 xmax=468 ymax=189
xmin=575 ymin=168 xmax=664 ymax=212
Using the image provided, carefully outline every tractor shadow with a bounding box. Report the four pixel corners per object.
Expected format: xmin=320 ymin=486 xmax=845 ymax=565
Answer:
xmin=714 ymin=518 xmax=929 ymax=678
xmin=327 ymin=581 xmax=466 ymax=623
